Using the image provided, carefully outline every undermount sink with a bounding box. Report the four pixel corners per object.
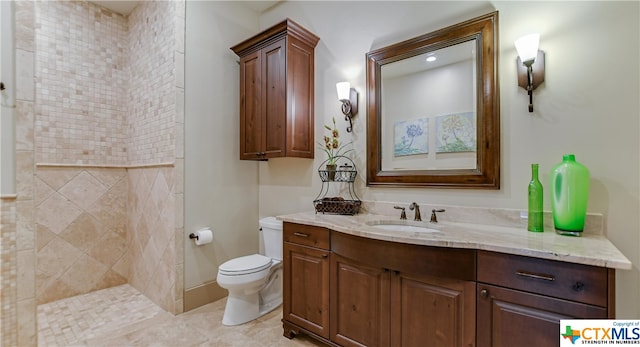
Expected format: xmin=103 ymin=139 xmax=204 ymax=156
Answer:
xmin=366 ymin=220 xmax=440 ymax=233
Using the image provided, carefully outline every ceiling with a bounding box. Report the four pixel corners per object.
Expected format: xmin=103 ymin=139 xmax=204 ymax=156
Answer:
xmin=91 ymin=1 xmax=140 ymax=15
xmin=90 ymin=1 xmax=280 ymax=16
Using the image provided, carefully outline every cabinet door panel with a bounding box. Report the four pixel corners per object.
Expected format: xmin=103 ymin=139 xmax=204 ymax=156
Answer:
xmin=285 ymin=36 xmax=314 ymax=158
xmin=262 ymin=39 xmax=286 ymax=157
xmin=392 ymin=273 xmax=475 ymax=347
xmin=331 ymin=254 xmax=390 ymax=347
xmin=477 ymin=284 xmax=608 ymax=347
xmin=283 ymin=242 xmax=330 ymax=338
xmin=239 ymin=51 xmax=262 ymax=159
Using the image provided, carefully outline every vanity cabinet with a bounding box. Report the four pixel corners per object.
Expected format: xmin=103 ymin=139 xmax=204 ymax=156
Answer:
xmin=331 ymin=232 xmax=476 ymax=347
xmin=231 ymin=19 xmax=319 ymax=160
xmin=476 ymin=250 xmax=614 ymax=347
xmin=282 ymin=222 xmax=618 ymax=347
xmin=283 ymin=223 xmax=331 ymax=339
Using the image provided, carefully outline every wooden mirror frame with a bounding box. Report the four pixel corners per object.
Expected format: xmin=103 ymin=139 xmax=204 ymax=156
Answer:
xmin=366 ymin=11 xmax=500 ymax=189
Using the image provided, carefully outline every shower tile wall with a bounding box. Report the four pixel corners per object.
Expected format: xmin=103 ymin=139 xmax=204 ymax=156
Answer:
xmin=29 ymin=0 xmax=184 ymax=314
xmin=2 ymin=1 xmax=184 ymax=344
xmin=1 ymin=1 xmax=39 ymax=345
xmin=126 ymin=0 xmax=184 ymax=314
xmin=32 ymin=1 xmax=130 ymax=307
xmin=127 ymin=167 xmax=176 ymax=313
xmin=127 ymin=1 xmax=176 ymax=166
xmin=1 ymin=198 xmax=18 ymax=347
xmin=35 ymin=167 xmax=128 ymax=304
xmin=34 ymin=1 xmax=128 ymax=166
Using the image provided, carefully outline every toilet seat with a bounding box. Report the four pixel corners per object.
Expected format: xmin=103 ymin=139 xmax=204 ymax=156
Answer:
xmin=219 ymin=254 xmax=272 ymax=276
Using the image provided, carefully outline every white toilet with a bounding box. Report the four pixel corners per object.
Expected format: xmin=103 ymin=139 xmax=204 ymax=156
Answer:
xmin=216 ymin=217 xmax=283 ymax=326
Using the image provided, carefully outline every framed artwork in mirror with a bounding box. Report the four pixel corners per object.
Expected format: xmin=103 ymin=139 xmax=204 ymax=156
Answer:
xmin=366 ymin=11 xmax=500 ymax=188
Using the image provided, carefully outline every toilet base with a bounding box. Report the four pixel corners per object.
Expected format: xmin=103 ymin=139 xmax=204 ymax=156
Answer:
xmin=222 ymin=293 xmax=259 ymax=326
xmin=221 ymin=293 xmax=282 ymax=326
xmin=221 ymin=266 xmax=283 ymax=326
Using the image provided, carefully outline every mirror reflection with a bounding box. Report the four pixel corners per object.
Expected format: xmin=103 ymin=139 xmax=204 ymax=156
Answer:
xmin=366 ymin=11 xmax=500 ymax=189
xmin=381 ymin=40 xmax=477 ymax=171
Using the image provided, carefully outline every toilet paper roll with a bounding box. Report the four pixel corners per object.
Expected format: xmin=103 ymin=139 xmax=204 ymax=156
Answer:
xmin=194 ymin=228 xmax=213 ymax=246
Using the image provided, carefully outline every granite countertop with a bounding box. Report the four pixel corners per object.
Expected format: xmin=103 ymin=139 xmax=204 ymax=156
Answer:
xmin=277 ymin=211 xmax=632 ymax=270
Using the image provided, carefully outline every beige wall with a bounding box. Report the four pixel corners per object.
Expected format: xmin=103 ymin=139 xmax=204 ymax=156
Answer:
xmin=256 ymin=1 xmax=640 ymax=318
xmin=183 ymin=1 xmax=260 ymax=295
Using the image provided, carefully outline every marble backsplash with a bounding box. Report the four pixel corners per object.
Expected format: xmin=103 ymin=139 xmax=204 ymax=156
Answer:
xmin=360 ymin=200 xmax=604 ymax=235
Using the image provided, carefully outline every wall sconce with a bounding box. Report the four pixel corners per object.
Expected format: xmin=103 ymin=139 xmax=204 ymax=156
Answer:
xmin=515 ymin=33 xmax=545 ymax=112
xmin=336 ymin=82 xmax=358 ymax=132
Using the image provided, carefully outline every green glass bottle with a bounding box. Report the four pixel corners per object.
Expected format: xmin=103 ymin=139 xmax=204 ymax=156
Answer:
xmin=551 ymin=154 xmax=590 ymax=236
xmin=528 ymin=164 xmax=544 ymax=232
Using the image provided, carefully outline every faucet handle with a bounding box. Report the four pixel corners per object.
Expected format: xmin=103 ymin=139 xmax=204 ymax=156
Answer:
xmin=393 ymin=206 xmax=407 ymax=220
xmin=430 ymin=209 xmax=446 ymax=223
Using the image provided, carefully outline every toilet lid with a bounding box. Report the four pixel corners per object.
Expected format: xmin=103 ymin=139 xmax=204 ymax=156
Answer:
xmin=219 ymin=254 xmax=272 ymax=275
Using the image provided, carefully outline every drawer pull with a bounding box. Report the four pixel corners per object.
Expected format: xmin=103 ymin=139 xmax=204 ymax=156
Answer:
xmin=480 ymin=289 xmax=489 ymax=298
xmin=515 ymin=270 xmax=556 ymax=282
xmin=293 ymin=232 xmax=310 ymax=238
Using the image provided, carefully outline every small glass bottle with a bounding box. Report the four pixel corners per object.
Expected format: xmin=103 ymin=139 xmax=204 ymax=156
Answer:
xmin=528 ymin=163 xmax=544 ymax=232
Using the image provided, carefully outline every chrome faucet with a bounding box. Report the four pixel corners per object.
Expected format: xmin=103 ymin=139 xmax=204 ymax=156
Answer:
xmin=409 ymin=202 xmax=421 ymax=221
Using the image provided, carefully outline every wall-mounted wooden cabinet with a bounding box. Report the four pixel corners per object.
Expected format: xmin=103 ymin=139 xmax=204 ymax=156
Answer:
xmin=231 ymin=19 xmax=319 ymax=160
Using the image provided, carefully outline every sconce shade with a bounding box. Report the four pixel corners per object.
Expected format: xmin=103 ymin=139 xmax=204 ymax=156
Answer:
xmin=515 ymin=34 xmax=544 ymax=112
xmin=515 ymin=33 xmax=540 ymax=64
xmin=336 ymin=82 xmax=351 ymax=101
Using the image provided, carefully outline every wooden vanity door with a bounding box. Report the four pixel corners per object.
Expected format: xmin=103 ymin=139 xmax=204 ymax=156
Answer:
xmin=476 ymin=284 xmax=608 ymax=347
xmin=390 ymin=272 xmax=476 ymax=347
xmin=330 ymin=253 xmax=390 ymax=347
xmin=283 ymin=242 xmax=330 ymax=339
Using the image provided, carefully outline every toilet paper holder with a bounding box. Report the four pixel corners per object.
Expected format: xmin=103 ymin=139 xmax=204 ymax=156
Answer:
xmin=189 ymin=228 xmax=214 ymax=246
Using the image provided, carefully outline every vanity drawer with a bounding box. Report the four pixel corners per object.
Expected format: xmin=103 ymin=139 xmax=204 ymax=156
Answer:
xmin=477 ymin=250 xmax=609 ymax=307
xmin=284 ymin=222 xmax=330 ymax=250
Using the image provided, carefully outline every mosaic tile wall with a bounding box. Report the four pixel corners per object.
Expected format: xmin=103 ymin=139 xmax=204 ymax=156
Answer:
xmin=125 ymin=0 xmax=184 ymax=314
xmin=34 ymin=1 xmax=128 ymax=166
xmin=3 ymin=1 xmax=185 ymax=345
xmin=127 ymin=0 xmax=176 ymax=166
xmin=1 ymin=1 xmax=39 ymax=345
xmin=1 ymin=198 xmax=18 ymax=347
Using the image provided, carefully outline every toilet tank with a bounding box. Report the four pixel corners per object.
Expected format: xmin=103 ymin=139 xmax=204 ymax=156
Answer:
xmin=260 ymin=217 xmax=283 ymax=261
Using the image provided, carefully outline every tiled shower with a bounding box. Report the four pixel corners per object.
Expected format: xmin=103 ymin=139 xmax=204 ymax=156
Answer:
xmin=2 ymin=1 xmax=185 ymax=344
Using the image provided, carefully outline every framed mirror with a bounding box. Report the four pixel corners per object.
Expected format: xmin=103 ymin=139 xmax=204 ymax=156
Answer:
xmin=366 ymin=12 xmax=499 ymax=189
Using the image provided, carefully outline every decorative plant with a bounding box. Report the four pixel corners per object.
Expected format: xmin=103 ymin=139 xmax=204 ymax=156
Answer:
xmin=319 ymin=117 xmax=352 ymax=165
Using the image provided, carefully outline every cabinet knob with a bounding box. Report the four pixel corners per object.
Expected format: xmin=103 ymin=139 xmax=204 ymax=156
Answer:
xmin=572 ymin=281 xmax=585 ymax=292
xmin=480 ymin=289 xmax=489 ymax=298
xmin=322 ymin=254 xmax=328 ymax=258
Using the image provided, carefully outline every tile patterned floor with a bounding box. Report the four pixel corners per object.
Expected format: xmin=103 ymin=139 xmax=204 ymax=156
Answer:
xmin=37 ymin=284 xmax=325 ymax=347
